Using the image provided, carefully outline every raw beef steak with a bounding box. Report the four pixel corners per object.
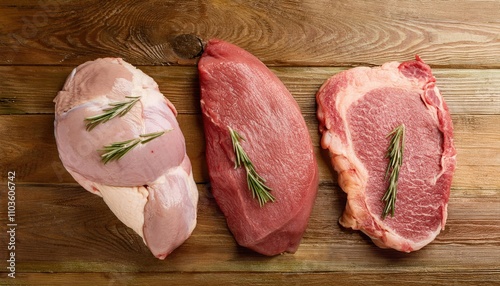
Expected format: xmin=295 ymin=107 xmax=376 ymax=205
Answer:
xmin=316 ymin=56 xmax=456 ymax=252
xmin=199 ymin=39 xmax=319 ymax=256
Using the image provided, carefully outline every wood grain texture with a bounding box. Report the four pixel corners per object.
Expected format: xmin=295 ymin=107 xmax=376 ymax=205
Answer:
xmin=5 ymin=272 xmax=500 ymax=286
xmin=1 ymin=0 xmax=499 ymax=284
xmin=12 ymin=271 xmax=500 ymax=286
xmin=1 ymin=0 xmax=500 ymax=67
xmin=1 ymin=114 xmax=499 ymax=189
xmin=2 ymin=66 xmax=500 ymax=115
xmin=0 ymin=185 xmax=498 ymax=274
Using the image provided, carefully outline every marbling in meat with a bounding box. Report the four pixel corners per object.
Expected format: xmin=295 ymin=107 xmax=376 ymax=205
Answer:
xmin=316 ymin=56 xmax=456 ymax=252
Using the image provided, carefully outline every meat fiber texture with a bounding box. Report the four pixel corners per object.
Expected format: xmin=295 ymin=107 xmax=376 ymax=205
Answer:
xmin=54 ymin=58 xmax=198 ymax=259
xmin=316 ymin=56 xmax=456 ymax=252
xmin=199 ymin=39 xmax=319 ymax=256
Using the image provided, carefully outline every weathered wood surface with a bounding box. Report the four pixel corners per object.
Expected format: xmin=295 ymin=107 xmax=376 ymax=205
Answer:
xmin=2 ymin=66 xmax=500 ymax=115
xmin=0 ymin=0 xmax=499 ymax=285
xmin=6 ymin=272 xmax=500 ymax=286
xmin=1 ymin=113 xmax=500 ymax=189
xmin=1 ymin=0 xmax=500 ymax=67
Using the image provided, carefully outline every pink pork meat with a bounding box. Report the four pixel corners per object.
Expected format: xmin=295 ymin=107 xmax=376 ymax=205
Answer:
xmin=199 ymin=39 xmax=319 ymax=256
xmin=54 ymin=58 xmax=198 ymax=259
xmin=316 ymin=56 xmax=456 ymax=252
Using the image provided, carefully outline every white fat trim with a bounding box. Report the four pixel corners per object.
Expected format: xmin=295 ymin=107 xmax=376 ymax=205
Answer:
xmin=96 ymin=183 xmax=148 ymax=242
xmin=68 ymin=67 xmax=77 ymax=83
xmin=377 ymin=222 xmax=442 ymax=252
xmin=75 ymin=164 xmax=198 ymax=247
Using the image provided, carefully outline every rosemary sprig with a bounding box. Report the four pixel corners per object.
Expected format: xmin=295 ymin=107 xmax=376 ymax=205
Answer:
xmin=100 ymin=131 xmax=167 ymax=164
xmin=85 ymin=96 xmax=141 ymax=131
xmin=381 ymin=124 xmax=406 ymax=219
xmin=228 ymin=127 xmax=275 ymax=207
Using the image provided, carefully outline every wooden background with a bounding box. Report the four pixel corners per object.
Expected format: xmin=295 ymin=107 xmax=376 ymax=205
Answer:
xmin=1 ymin=0 xmax=499 ymax=285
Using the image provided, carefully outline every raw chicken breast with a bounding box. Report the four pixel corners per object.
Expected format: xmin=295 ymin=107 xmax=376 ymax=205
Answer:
xmin=54 ymin=58 xmax=198 ymax=259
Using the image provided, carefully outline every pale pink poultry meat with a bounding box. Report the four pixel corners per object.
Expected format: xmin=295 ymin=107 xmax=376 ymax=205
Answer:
xmin=54 ymin=58 xmax=198 ymax=259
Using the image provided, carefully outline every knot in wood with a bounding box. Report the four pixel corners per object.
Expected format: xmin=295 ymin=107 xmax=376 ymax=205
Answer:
xmin=171 ymin=34 xmax=203 ymax=59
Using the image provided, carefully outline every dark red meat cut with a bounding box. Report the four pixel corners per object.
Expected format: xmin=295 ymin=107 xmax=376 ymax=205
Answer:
xmin=199 ymin=39 xmax=319 ymax=256
xmin=316 ymin=56 xmax=456 ymax=252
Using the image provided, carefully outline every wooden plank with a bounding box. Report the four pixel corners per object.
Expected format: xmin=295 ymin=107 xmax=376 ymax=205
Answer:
xmin=1 ymin=66 xmax=500 ymax=115
xmin=0 ymin=0 xmax=498 ymax=283
xmin=0 ymin=66 xmax=204 ymax=115
xmin=1 ymin=1 xmax=500 ymax=67
xmin=1 ymin=114 xmax=499 ymax=189
xmin=0 ymin=184 xmax=498 ymax=274
xmin=5 ymin=272 xmax=500 ymax=286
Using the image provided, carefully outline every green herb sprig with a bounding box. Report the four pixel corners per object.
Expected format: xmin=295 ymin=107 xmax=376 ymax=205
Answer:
xmin=228 ymin=127 xmax=275 ymax=207
xmin=381 ymin=124 xmax=406 ymax=219
xmin=85 ymin=96 xmax=141 ymax=131
xmin=100 ymin=131 xmax=167 ymax=164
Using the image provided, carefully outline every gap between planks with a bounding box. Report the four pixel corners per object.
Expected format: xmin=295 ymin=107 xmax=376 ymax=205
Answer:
xmin=1 ymin=66 xmax=500 ymax=115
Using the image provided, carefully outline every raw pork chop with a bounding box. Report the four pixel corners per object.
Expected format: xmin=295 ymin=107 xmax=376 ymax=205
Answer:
xmin=54 ymin=58 xmax=198 ymax=259
xmin=199 ymin=39 xmax=319 ymax=256
xmin=316 ymin=56 xmax=456 ymax=252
